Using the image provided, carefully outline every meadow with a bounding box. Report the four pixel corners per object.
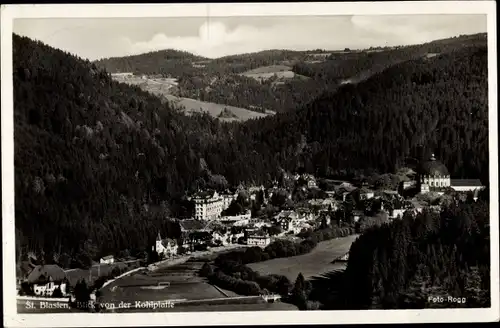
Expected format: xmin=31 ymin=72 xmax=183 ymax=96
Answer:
xmin=162 ymin=95 xmax=273 ymax=122
xmin=247 ymin=234 xmax=359 ymax=281
xmin=111 ymin=75 xmax=273 ymax=122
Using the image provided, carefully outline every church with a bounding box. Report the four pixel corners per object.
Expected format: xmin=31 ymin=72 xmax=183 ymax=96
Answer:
xmin=415 ymin=153 xmax=485 ymax=196
xmin=152 ymin=232 xmax=178 ymax=258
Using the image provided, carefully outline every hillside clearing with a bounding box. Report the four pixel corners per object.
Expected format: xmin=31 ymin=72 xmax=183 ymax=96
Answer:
xmin=163 ymin=95 xmax=274 ymax=122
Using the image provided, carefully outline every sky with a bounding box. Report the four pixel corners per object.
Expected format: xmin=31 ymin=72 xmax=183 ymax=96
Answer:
xmin=13 ymin=15 xmax=487 ymax=60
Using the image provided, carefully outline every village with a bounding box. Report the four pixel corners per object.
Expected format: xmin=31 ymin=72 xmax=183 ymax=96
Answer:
xmin=16 ymin=152 xmax=485 ymax=311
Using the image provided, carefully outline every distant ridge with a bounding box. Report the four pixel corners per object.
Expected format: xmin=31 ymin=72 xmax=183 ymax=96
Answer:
xmin=242 ymin=65 xmax=292 ymax=75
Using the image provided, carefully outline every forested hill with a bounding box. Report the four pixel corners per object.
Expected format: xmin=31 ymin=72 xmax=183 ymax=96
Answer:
xmin=294 ymin=33 xmax=487 ymax=82
xmin=13 ymin=34 xmax=250 ymax=266
xmin=93 ymin=34 xmax=486 ymax=114
xmin=94 ymin=49 xmax=209 ymax=75
xmin=242 ymin=43 xmax=489 ymax=183
xmin=13 ymin=33 xmax=488 ymax=267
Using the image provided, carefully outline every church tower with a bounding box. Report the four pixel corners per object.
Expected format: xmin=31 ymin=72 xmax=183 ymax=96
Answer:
xmin=155 ymin=231 xmax=164 ymax=254
xmin=417 ymin=152 xmax=450 ymax=193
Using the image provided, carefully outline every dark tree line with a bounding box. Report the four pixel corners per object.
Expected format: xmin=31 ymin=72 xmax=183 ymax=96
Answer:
xmin=94 ymin=49 xmax=207 ymax=76
xmin=313 ymin=195 xmax=490 ymax=309
xmin=13 ymin=33 xmax=489 ymax=270
xmin=243 ymin=44 xmax=489 ymax=183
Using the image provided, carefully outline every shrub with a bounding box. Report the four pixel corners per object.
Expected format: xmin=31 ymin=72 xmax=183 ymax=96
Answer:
xmin=52 ymin=286 xmax=63 ymax=298
xmin=306 ymin=300 xmax=321 ymax=310
xmin=200 ymin=262 xmax=213 ymax=277
xmin=111 ymin=266 xmax=121 ymax=277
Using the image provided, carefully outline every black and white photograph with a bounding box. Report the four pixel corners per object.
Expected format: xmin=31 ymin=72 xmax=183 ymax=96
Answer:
xmin=2 ymin=2 xmax=499 ymax=326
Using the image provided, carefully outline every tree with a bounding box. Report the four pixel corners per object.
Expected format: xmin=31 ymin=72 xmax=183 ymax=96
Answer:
xmin=200 ymin=262 xmax=214 ymax=277
xmin=292 ymin=273 xmax=308 ymax=309
xmin=118 ymin=249 xmax=130 ymax=259
xmin=74 ymin=279 xmax=90 ymax=303
xmin=267 ymin=225 xmax=283 ymax=236
xmin=111 ymin=266 xmax=121 ymax=277
xmin=52 ymin=286 xmax=63 ymax=298
xmin=223 ymin=200 xmax=244 ymax=216
xmin=13 ymin=34 xmax=489 ymax=273
xmin=255 ymin=190 xmax=265 ymax=206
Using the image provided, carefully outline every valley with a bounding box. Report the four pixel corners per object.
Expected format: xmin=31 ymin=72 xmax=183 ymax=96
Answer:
xmin=11 ymin=28 xmax=491 ymax=314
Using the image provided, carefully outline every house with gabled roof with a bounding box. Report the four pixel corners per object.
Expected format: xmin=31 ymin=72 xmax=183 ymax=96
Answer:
xmin=273 ymin=210 xmax=300 ymax=233
xmin=153 ymin=232 xmax=178 ymax=258
xmin=100 ymin=255 xmax=114 ymax=264
xmin=247 ymin=230 xmax=271 ymax=247
xmin=27 ymin=264 xmax=68 ymax=297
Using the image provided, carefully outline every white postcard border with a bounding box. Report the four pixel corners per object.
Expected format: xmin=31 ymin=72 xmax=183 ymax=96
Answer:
xmin=1 ymin=2 xmax=498 ymax=327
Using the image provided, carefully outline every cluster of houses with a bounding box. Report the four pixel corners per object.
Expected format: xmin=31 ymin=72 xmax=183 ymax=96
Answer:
xmin=153 ymin=153 xmax=485 ymax=260
xmin=17 ymin=253 xmax=121 ymax=298
xmin=19 ymin=153 xmax=486 ymax=299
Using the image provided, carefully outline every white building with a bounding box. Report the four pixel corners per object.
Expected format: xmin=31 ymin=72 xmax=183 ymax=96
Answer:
xmin=153 ymin=232 xmax=178 ymax=258
xmin=212 ymin=231 xmax=231 ymax=246
xmin=220 ymin=211 xmax=251 ymax=223
xmin=192 ymin=190 xmax=225 ymax=221
xmin=221 ymin=191 xmax=238 ymax=210
xmin=450 ymin=179 xmax=484 ymax=193
xmin=100 ymin=255 xmax=114 ymax=264
xmin=27 ymin=265 xmax=68 ymax=297
xmin=358 ymin=187 xmax=375 ymax=200
xmin=418 ymin=154 xmax=451 ymax=193
xmin=390 ymin=209 xmax=406 ymax=219
xmin=247 ymin=232 xmax=271 ymax=247
xmin=111 ymin=72 xmax=133 ymax=78
xmin=274 ymin=210 xmax=301 ymax=233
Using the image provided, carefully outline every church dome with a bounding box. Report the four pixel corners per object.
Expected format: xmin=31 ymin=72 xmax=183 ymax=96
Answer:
xmin=418 ymin=153 xmax=449 ymax=176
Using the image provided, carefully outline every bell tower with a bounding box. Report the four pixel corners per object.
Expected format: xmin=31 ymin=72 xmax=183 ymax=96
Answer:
xmin=155 ymin=231 xmax=163 ymax=252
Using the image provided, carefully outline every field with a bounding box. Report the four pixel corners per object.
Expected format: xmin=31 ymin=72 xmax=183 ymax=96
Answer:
xmin=111 ymin=75 xmax=274 ymax=122
xmin=163 ymin=95 xmax=274 ymax=122
xmin=97 ymin=258 xmax=296 ymax=312
xmin=247 ymin=234 xmax=359 ymax=281
xmin=242 ymin=65 xmax=293 ymax=75
xmin=240 ymin=65 xmax=310 ymax=81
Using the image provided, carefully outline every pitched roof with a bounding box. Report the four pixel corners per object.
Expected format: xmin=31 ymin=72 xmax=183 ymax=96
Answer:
xmin=204 ymin=220 xmax=226 ymax=231
xmin=450 ymin=179 xmax=483 ymax=187
xmin=101 ymin=255 xmax=114 ymax=260
xmin=179 ymin=219 xmax=207 ymax=231
xmin=192 ymin=189 xmax=217 ymax=199
xmin=248 ymin=230 xmax=269 ymax=238
xmin=275 ymin=210 xmax=298 ymax=219
xmin=161 ymin=238 xmax=177 ymax=247
xmin=27 ymin=264 xmax=67 ymax=284
xmin=359 ymin=187 xmax=374 ymax=194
